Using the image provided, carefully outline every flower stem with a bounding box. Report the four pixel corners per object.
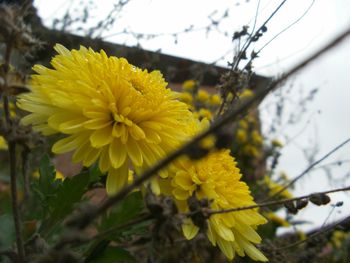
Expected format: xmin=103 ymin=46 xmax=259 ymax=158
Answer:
xmin=2 ymin=41 xmax=25 ymax=262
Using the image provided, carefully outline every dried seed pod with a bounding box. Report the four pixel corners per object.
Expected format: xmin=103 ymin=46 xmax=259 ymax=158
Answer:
xmin=309 ymin=193 xmax=331 ymax=206
xmin=284 ymin=200 xmax=297 ymax=214
xmin=296 ymin=199 xmax=308 ymax=210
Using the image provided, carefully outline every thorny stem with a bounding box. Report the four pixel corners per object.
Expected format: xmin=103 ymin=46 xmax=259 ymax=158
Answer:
xmin=2 ymin=42 xmax=26 ymax=261
xmin=267 ymin=137 xmax=350 ymax=201
xmin=66 ymin=25 xmax=350 ymax=231
xmin=207 ymin=185 xmax=350 ymax=216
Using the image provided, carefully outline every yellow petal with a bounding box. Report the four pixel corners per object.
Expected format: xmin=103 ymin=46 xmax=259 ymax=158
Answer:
xmin=126 ymin=139 xmax=143 ymax=167
xmin=182 ymin=218 xmax=199 ymax=240
xmin=52 ymin=135 xmax=85 ymax=153
xmin=106 ymin=160 xmax=129 ymax=195
xmin=109 ymin=139 xmax=127 ymax=168
xmin=90 ymin=126 xmax=113 ymax=147
xmin=98 ymin=147 xmax=110 ymax=172
xmin=217 ymin=239 xmax=234 ymax=260
xmin=129 ymin=124 xmax=146 ymax=140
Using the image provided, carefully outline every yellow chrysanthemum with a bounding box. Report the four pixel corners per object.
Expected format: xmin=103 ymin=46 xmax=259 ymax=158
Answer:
xmin=196 ymin=89 xmax=210 ymax=103
xmin=178 ymin=92 xmax=193 ymax=105
xmin=236 ymin=129 xmax=247 ymax=144
xmin=158 ymin=149 xmax=267 ymax=261
xmin=198 ymin=108 xmax=212 ymax=120
xmin=209 ymin=94 xmax=222 ymax=106
xmin=182 ymin=79 xmax=196 ymax=91
xmin=17 ymin=44 xmax=192 ymax=194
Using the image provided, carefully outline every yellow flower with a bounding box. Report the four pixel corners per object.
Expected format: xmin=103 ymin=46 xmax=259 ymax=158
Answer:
xmin=196 ymin=89 xmax=209 ymax=103
xmin=240 ymin=89 xmax=254 ymax=98
xmin=236 ymin=129 xmax=247 ymax=144
xmin=263 ymin=176 xmax=292 ymax=199
xmin=0 ymin=136 xmax=8 ymax=150
xmin=265 ymin=212 xmax=290 ymax=227
xmin=271 ymin=139 xmax=283 ymax=148
xmin=17 ymin=44 xmax=192 ymax=195
xmin=159 ymin=150 xmax=267 ymax=261
xmin=238 ymin=120 xmax=248 ymax=129
xmin=242 ymin=145 xmax=259 ymax=157
xmin=332 ymin=230 xmax=346 ymax=248
xmin=209 ymin=94 xmax=222 ymax=106
xmin=198 ymin=108 xmax=212 ymax=120
xmin=178 ymin=92 xmax=193 ymax=105
xmin=55 ymin=170 xmax=65 ymax=180
xmin=182 ymin=80 xmax=196 ymax=91
xmin=251 ymin=130 xmax=263 ymax=146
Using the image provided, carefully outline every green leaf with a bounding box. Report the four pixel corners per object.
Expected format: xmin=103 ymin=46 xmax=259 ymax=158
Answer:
xmin=99 ymin=191 xmax=144 ymax=231
xmin=88 ymin=247 xmax=134 ymax=263
xmin=38 ymin=155 xmax=57 ymax=196
xmin=48 ymin=171 xmax=90 ymax=221
xmin=39 ymin=171 xmax=90 ymax=236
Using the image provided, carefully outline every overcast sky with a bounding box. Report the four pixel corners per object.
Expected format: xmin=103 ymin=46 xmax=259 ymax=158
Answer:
xmin=34 ymin=0 xmax=350 ymax=231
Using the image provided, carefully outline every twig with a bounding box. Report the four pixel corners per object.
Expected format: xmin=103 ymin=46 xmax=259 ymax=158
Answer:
xmin=233 ymin=0 xmax=288 ymax=69
xmin=276 ymin=215 xmax=350 ymax=250
xmin=268 ymin=137 xmax=350 ymax=200
xmin=207 ymin=185 xmax=350 ymax=216
xmin=21 ymin=146 xmax=31 ymax=200
xmin=66 ymin=25 xmax=350 ymax=230
xmin=2 ymin=41 xmax=26 ymax=262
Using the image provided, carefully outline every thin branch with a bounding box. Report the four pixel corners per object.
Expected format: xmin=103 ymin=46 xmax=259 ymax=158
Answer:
xmin=244 ymin=0 xmax=315 ymax=70
xmin=233 ymin=0 xmax=288 ymax=69
xmin=276 ymin=215 xmax=350 ymax=251
xmin=207 ymin=185 xmax=350 ymax=216
xmin=66 ymin=25 xmax=350 ymax=230
xmin=268 ymin=137 xmax=350 ymax=200
xmin=2 ymin=41 xmax=25 ymax=262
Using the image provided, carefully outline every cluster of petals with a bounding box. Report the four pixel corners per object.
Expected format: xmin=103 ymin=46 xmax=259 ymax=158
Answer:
xmin=17 ymin=44 xmax=192 ymax=194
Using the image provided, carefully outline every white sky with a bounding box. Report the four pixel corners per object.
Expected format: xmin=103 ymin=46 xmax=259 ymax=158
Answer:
xmin=34 ymin=0 xmax=350 ymax=232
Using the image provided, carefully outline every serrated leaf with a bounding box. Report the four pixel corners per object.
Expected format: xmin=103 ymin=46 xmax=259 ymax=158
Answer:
xmin=49 ymin=171 xmax=90 ymax=220
xmin=99 ymin=191 xmax=144 ymax=231
xmin=38 ymin=155 xmax=58 ymax=196
xmin=88 ymin=247 xmax=134 ymax=263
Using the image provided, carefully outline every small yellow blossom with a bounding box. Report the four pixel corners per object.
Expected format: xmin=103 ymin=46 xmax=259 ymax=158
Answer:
xmin=238 ymin=120 xmax=248 ymax=129
xmin=209 ymin=94 xmax=222 ymax=106
xmin=331 ymin=230 xmax=346 ymax=248
xmin=242 ymin=145 xmax=259 ymax=158
xmin=271 ymin=139 xmax=283 ymax=148
xmin=0 ymin=136 xmax=8 ymax=150
xmin=236 ymin=129 xmax=248 ymax=144
xmin=55 ymin=170 xmax=65 ymax=180
xmin=196 ymin=89 xmax=210 ymax=103
xmin=265 ymin=212 xmax=290 ymax=227
xmin=251 ymin=130 xmax=263 ymax=146
xmin=240 ymin=89 xmax=254 ymax=98
xmin=198 ymin=108 xmax=212 ymax=120
xmin=182 ymin=80 xmax=196 ymax=91
xmin=263 ymin=176 xmax=293 ymax=199
xmin=178 ymin=92 xmax=193 ymax=105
